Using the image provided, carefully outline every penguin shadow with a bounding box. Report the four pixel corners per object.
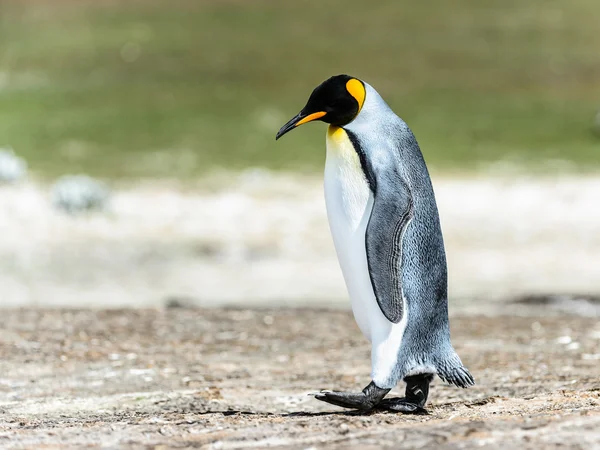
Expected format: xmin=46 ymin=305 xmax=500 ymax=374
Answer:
xmin=217 ymin=405 xmax=429 ymax=418
xmin=282 ymin=407 xmax=429 ymax=417
xmin=281 ymin=410 xmax=377 ymax=418
xmin=219 ymin=409 xmax=371 ymax=418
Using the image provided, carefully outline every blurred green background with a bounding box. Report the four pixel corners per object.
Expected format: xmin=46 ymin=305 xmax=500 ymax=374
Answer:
xmin=1 ymin=0 xmax=599 ymax=180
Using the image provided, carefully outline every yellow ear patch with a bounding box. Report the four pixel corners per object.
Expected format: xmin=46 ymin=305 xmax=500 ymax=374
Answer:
xmin=346 ymin=79 xmax=366 ymax=112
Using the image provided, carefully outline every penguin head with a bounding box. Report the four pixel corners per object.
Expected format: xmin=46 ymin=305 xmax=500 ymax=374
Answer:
xmin=275 ymin=74 xmax=366 ymax=140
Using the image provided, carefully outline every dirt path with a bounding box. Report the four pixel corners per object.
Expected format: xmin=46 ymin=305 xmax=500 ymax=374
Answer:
xmin=1 ymin=307 xmax=598 ymax=448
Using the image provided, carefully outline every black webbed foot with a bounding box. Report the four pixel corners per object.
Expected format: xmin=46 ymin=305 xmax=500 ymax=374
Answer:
xmin=376 ymin=397 xmax=428 ymax=414
xmin=314 ymin=381 xmax=389 ymax=411
xmin=376 ymin=373 xmax=434 ymax=414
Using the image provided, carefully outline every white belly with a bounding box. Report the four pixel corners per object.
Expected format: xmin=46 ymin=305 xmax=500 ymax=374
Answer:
xmin=324 ymin=127 xmax=376 ymax=339
xmin=324 ymin=126 xmax=407 ymax=389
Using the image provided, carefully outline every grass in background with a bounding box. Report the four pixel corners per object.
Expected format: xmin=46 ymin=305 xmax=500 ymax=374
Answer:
xmin=0 ymin=0 xmax=599 ymax=179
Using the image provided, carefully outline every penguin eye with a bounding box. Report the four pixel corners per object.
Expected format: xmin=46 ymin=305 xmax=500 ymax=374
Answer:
xmin=330 ymin=97 xmax=352 ymax=111
xmin=329 ymin=100 xmax=343 ymax=110
xmin=330 ymin=97 xmax=350 ymax=109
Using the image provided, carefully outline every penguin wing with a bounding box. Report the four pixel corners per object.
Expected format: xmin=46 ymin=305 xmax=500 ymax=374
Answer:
xmin=365 ymin=177 xmax=413 ymax=324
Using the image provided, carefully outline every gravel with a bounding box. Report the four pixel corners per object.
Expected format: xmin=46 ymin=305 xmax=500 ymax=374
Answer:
xmin=0 ymin=307 xmax=598 ymax=448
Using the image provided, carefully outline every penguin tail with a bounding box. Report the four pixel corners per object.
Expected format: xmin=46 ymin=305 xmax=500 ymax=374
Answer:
xmin=436 ymin=354 xmax=475 ymax=388
xmin=438 ymin=365 xmax=474 ymax=388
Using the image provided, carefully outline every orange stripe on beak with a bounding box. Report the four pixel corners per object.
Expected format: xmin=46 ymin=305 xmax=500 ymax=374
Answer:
xmin=295 ymin=111 xmax=326 ymax=127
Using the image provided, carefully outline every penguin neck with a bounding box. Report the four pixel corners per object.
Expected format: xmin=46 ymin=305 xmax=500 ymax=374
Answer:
xmin=344 ymin=83 xmax=398 ymax=136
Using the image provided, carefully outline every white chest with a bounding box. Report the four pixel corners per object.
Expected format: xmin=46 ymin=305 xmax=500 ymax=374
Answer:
xmin=324 ymin=126 xmax=371 ymax=232
xmin=323 ymin=126 xmax=376 ymax=338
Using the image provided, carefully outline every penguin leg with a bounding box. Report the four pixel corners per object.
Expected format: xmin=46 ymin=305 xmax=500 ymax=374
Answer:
xmin=314 ymin=381 xmax=390 ymax=411
xmin=377 ymin=373 xmax=433 ymax=414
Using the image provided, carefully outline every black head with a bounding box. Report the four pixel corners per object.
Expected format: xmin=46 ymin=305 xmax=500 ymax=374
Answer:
xmin=275 ymin=74 xmax=366 ymax=140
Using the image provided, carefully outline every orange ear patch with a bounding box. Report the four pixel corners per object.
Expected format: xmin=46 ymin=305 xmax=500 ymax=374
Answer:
xmin=346 ymin=79 xmax=366 ymax=112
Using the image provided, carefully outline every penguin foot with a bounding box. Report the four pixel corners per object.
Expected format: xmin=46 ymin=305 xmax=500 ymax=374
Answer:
xmin=314 ymin=381 xmax=389 ymax=411
xmin=376 ymin=398 xmax=428 ymax=414
xmin=376 ymin=373 xmax=433 ymax=414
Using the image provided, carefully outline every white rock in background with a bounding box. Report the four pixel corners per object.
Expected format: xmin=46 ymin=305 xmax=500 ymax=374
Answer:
xmin=0 ymin=148 xmax=27 ymax=183
xmin=593 ymin=109 xmax=600 ymax=137
xmin=51 ymin=175 xmax=110 ymax=215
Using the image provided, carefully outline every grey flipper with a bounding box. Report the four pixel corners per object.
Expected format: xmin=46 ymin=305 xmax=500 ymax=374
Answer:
xmin=364 ymin=175 xmax=413 ymax=323
xmin=345 ymin=127 xmax=414 ymax=324
xmin=345 ymin=123 xmax=474 ymax=389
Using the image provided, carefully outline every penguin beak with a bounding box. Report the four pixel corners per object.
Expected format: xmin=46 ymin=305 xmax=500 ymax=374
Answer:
xmin=275 ymin=111 xmax=326 ymax=140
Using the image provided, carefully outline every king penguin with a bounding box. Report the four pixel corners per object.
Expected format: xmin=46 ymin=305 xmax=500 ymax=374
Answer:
xmin=275 ymin=75 xmax=474 ymax=413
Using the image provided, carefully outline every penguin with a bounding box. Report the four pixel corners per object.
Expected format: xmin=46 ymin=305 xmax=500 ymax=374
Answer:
xmin=275 ymin=75 xmax=474 ymax=413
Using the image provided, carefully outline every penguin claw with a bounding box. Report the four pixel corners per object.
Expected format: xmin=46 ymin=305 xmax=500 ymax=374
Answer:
xmin=313 ymin=382 xmax=390 ymax=411
xmin=376 ymin=397 xmax=429 ymax=415
xmin=314 ymin=390 xmax=371 ymax=410
xmin=308 ymin=390 xmax=332 ymax=397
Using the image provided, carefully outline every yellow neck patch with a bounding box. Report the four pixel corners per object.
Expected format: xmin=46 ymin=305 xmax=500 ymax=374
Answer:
xmin=327 ymin=125 xmax=344 ymax=139
xmin=346 ymin=79 xmax=366 ymax=113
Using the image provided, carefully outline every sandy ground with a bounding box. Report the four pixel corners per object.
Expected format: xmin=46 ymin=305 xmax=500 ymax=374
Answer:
xmin=1 ymin=172 xmax=599 ymax=308
xmin=0 ymin=306 xmax=599 ymax=449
